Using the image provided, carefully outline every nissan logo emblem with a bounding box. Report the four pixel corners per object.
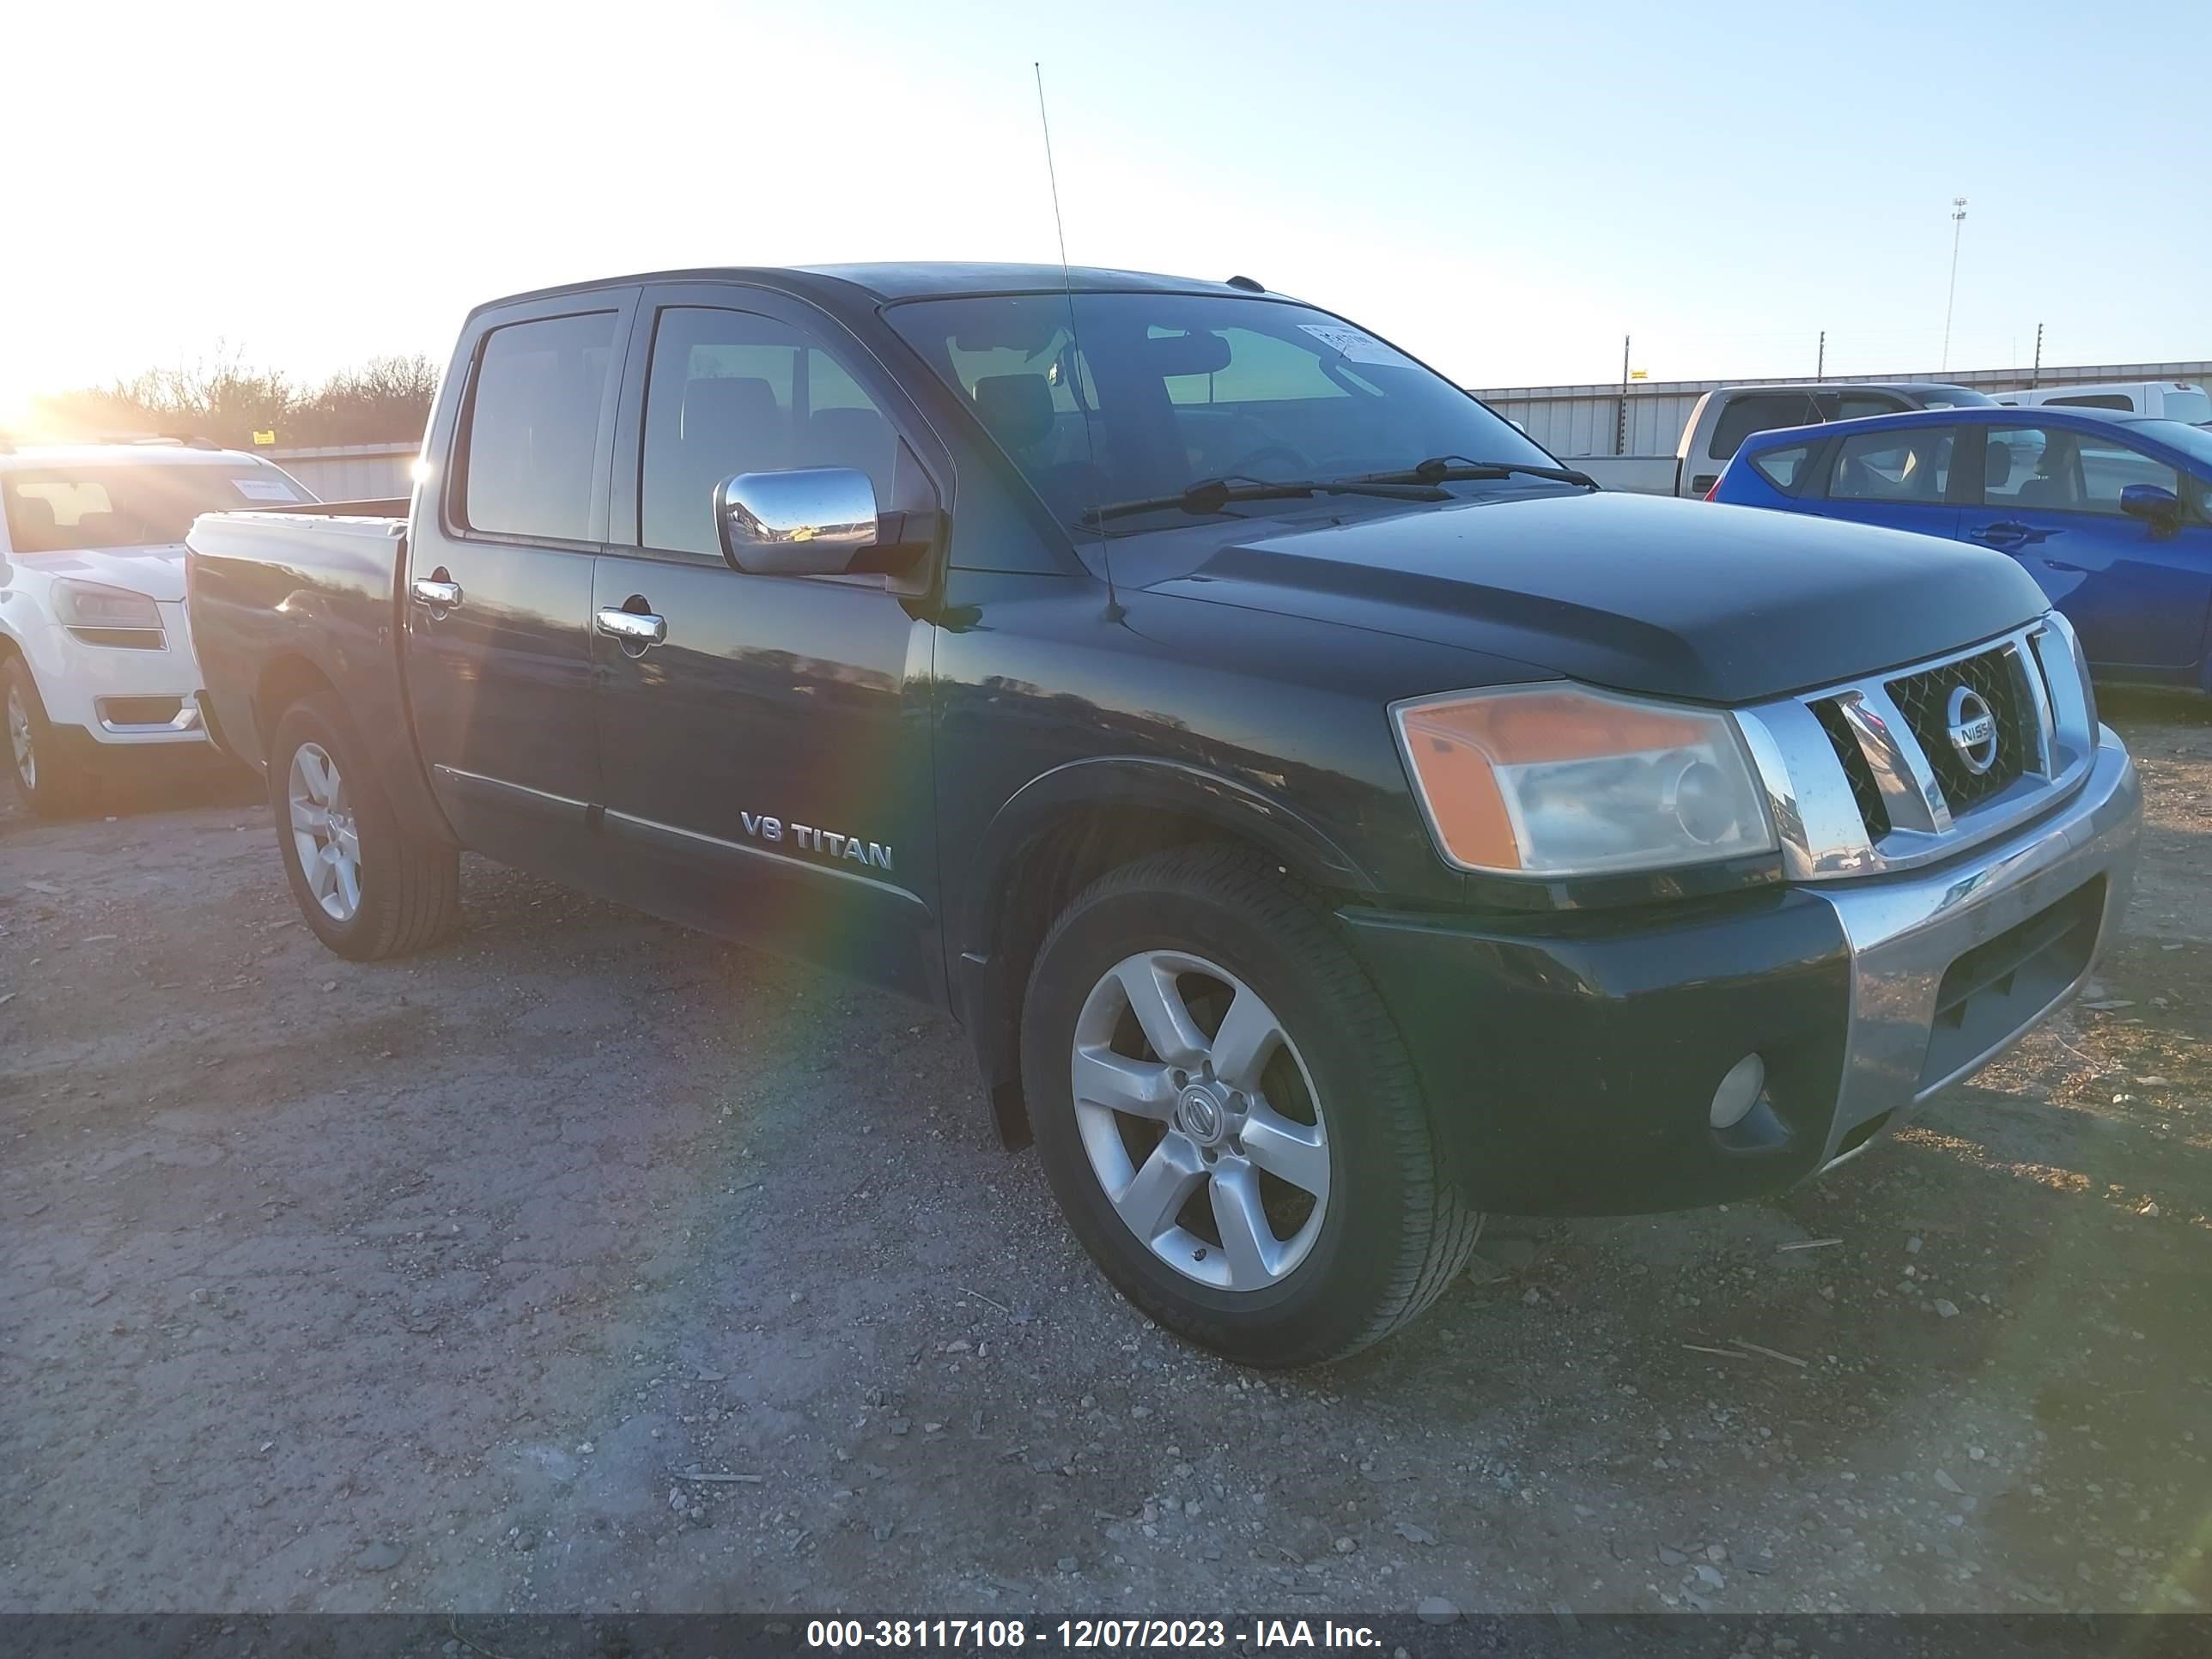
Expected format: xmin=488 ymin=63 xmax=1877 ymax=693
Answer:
xmin=1946 ymin=685 xmax=1998 ymax=775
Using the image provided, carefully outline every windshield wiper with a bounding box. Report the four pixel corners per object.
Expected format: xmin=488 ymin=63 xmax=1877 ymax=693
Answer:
xmin=1081 ymin=473 xmax=1449 ymax=526
xmin=1362 ymin=454 xmax=1600 ymax=489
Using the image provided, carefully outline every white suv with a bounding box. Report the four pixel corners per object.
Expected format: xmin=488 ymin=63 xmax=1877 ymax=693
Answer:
xmin=1 ymin=438 xmax=316 ymax=814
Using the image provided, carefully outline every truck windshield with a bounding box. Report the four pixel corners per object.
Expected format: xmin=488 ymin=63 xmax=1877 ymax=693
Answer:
xmin=884 ymin=293 xmax=1555 ymax=529
xmin=3 ymin=462 xmax=313 ymax=552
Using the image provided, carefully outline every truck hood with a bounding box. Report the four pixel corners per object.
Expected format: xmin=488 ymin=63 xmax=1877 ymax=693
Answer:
xmin=1141 ymin=491 xmax=2052 ymax=703
xmin=13 ymin=543 xmax=187 ymax=604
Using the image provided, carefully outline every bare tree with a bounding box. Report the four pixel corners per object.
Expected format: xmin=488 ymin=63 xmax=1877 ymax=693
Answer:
xmin=288 ymin=354 xmax=441 ymax=446
xmin=23 ymin=347 xmax=439 ymax=448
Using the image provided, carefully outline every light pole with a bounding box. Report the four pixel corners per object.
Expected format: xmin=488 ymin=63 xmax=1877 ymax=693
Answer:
xmin=1942 ymin=197 xmax=1968 ymax=371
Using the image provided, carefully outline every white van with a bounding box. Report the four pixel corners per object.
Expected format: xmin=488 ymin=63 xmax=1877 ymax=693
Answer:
xmin=1994 ymin=381 xmax=2211 ymax=425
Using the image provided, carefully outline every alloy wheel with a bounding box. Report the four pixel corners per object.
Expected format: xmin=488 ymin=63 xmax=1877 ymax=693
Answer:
xmin=1070 ymin=950 xmax=1330 ymax=1291
xmin=288 ymin=741 xmax=361 ymax=921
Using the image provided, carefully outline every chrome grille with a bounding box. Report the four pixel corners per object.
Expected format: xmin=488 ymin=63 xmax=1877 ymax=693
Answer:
xmin=1735 ymin=616 xmax=2095 ymax=883
xmin=1810 ymin=698 xmax=1891 ymax=841
xmin=1885 ymin=647 xmax=2029 ymax=813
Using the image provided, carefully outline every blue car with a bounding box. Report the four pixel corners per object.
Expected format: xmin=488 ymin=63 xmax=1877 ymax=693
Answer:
xmin=1714 ymin=404 xmax=2212 ymax=690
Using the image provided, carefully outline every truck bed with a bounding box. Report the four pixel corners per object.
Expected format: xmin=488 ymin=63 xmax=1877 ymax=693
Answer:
xmin=1576 ymin=454 xmax=1683 ymax=495
xmin=185 ymin=508 xmax=450 ymax=844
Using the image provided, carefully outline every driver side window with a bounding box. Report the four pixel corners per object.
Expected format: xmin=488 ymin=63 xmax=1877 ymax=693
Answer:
xmin=638 ymin=307 xmax=900 ymax=557
xmin=1982 ymin=424 xmax=2179 ymax=517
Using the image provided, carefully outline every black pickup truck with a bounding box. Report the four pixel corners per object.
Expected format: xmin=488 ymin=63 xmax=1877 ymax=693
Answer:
xmin=187 ymin=264 xmax=2141 ymax=1365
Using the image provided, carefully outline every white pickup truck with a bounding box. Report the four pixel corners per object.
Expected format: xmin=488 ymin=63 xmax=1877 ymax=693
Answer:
xmin=1575 ymin=381 xmax=1998 ymax=498
xmin=0 ymin=437 xmax=316 ymax=813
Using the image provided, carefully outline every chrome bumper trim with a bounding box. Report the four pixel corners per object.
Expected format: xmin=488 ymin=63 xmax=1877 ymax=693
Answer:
xmin=1810 ymin=725 xmax=2139 ymax=1169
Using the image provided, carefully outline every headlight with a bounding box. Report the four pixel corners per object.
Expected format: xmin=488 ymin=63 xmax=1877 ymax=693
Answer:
xmin=53 ymin=580 xmax=163 ymax=631
xmin=1392 ymin=684 xmax=1778 ymax=877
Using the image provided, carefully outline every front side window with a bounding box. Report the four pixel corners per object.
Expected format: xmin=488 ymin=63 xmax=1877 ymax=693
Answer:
xmin=1982 ymin=424 xmax=2179 ymax=515
xmin=1709 ymin=393 xmax=1821 ymax=461
xmin=460 ymin=311 xmax=618 ymax=543
xmin=886 ymin=292 xmax=1553 ymax=530
xmin=1828 ymin=427 xmax=1955 ymax=504
xmin=3 ymin=462 xmax=313 ymax=551
xmin=638 ymin=307 xmax=901 ymax=557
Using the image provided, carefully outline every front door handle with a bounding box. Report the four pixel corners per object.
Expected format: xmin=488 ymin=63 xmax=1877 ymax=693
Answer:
xmin=1968 ymin=522 xmax=2033 ymax=550
xmin=410 ymin=574 xmax=463 ymax=616
xmin=596 ymin=606 xmax=667 ymax=651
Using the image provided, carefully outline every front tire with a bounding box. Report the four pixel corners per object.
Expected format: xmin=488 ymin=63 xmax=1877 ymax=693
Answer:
xmin=1020 ymin=845 xmax=1478 ymax=1367
xmin=5 ymin=656 xmax=95 ymax=817
xmin=268 ymin=692 xmax=459 ymax=960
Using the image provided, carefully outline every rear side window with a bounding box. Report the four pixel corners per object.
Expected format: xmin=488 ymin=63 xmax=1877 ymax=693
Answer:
xmin=1829 ymin=428 xmax=1956 ymax=504
xmin=2047 ymin=393 xmax=2132 ymax=411
xmin=1709 ymin=393 xmax=1820 ymax=461
xmin=460 ymin=312 xmax=618 ymax=542
xmin=1749 ymin=441 xmax=1814 ymax=490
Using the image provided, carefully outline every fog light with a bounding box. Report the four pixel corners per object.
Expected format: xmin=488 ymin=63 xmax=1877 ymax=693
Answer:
xmin=1710 ymin=1054 xmax=1765 ymax=1129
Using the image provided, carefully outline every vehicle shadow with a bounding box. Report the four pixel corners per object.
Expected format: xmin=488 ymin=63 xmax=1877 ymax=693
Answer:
xmin=1313 ymin=1042 xmax=2212 ymax=1608
xmin=2100 ymin=684 xmax=2212 ymax=726
xmin=0 ymin=753 xmax=259 ymax=831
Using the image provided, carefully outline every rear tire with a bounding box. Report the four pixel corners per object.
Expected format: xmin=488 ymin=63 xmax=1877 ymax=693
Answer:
xmin=1020 ymin=845 xmax=1478 ymax=1367
xmin=5 ymin=656 xmax=96 ymax=817
xmin=268 ymin=692 xmax=459 ymax=960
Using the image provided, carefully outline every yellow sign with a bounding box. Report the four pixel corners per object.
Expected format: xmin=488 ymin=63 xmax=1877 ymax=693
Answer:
xmin=252 ymin=429 xmax=276 ymax=446
xmin=1629 ymin=370 xmax=1650 ymax=380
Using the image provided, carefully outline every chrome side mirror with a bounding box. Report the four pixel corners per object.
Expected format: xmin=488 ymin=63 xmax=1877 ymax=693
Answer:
xmin=714 ymin=467 xmax=879 ymax=576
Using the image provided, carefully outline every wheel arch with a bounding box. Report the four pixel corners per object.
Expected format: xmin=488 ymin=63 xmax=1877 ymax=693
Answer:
xmin=252 ymin=649 xmax=457 ymax=847
xmin=951 ymin=757 xmax=1380 ymax=1149
xmin=254 ymin=653 xmax=343 ymax=758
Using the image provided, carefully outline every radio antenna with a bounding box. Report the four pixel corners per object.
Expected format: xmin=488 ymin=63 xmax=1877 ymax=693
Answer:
xmin=1034 ymin=62 xmax=1121 ymax=622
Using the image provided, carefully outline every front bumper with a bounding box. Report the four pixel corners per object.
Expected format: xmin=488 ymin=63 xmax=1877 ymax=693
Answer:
xmin=22 ymin=605 xmax=210 ymax=749
xmin=1341 ymin=725 xmax=2141 ymax=1214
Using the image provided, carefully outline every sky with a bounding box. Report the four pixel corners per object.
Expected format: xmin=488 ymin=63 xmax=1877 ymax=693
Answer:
xmin=3 ymin=0 xmax=2206 ymax=424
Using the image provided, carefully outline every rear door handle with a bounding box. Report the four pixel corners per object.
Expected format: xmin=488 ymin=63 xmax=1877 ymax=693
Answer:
xmin=596 ymin=606 xmax=667 ymax=650
xmin=1968 ymin=522 xmax=2034 ymax=550
xmin=410 ymin=574 xmax=463 ymax=615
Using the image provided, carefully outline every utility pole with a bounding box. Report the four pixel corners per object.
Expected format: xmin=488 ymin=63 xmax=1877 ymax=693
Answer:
xmin=1616 ymin=334 xmax=1630 ymax=456
xmin=1816 ymin=331 xmax=1826 ymax=381
xmin=1941 ymin=197 xmax=1968 ymax=371
xmin=2031 ymin=322 xmax=2045 ymax=388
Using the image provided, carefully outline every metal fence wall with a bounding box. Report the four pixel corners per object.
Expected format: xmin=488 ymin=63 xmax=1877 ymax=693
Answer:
xmin=264 ymin=442 xmax=417 ymax=502
xmin=1474 ymin=360 xmax=2212 ymax=459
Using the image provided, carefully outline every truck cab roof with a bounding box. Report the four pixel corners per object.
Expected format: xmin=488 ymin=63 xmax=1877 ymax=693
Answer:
xmin=471 ymin=262 xmax=1275 ymax=318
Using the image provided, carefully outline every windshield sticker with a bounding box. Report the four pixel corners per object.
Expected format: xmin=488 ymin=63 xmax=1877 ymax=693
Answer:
xmin=1297 ymin=324 xmax=1412 ymax=367
xmin=231 ymin=477 xmax=300 ymax=501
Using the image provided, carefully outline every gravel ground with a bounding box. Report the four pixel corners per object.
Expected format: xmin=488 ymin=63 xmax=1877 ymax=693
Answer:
xmin=2 ymin=703 xmax=2208 ymax=1617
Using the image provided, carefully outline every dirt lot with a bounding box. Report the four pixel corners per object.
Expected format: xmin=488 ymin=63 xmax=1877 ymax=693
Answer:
xmin=3 ymin=703 xmax=2209 ymax=1618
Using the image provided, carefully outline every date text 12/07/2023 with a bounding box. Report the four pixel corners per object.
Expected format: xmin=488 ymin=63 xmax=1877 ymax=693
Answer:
xmin=803 ymin=1620 xmax=1386 ymax=1650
